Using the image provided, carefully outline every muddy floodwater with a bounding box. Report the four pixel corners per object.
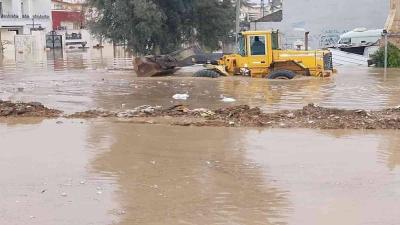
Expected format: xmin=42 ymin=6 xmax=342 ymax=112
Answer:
xmin=0 ymin=120 xmax=399 ymax=225
xmin=1 ymin=48 xmax=400 ymax=113
xmin=1 ymin=49 xmax=400 ymax=225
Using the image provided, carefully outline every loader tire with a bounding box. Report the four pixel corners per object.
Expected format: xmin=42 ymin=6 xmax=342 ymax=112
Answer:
xmin=267 ymin=70 xmax=296 ymax=80
xmin=193 ymin=69 xmax=220 ymax=78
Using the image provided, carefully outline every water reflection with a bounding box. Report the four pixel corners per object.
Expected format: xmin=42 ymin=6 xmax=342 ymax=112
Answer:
xmin=0 ymin=119 xmax=119 ymax=225
xmin=377 ymin=131 xmax=400 ymax=171
xmin=1 ymin=119 xmax=400 ymax=225
xmin=242 ymin=129 xmax=400 ymax=225
xmin=90 ymin=124 xmax=290 ymax=225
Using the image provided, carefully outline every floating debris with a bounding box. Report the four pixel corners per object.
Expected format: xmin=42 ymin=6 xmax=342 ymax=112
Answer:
xmin=221 ymin=96 xmax=236 ymax=103
xmin=172 ymin=94 xmax=189 ymax=100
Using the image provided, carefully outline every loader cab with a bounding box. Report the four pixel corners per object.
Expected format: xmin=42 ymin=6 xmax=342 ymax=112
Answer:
xmin=236 ymin=31 xmax=278 ymax=77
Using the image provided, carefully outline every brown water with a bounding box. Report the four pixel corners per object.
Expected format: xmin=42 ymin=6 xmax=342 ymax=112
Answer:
xmin=1 ymin=50 xmax=400 ymax=225
xmin=0 ymin=120 xmax=399 ymax=225
xmin=0 ymin=49 xmax=399 ymax=113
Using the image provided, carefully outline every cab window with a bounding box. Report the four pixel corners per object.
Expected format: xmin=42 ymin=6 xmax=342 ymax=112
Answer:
xmin=237 ymin=35 xmax=246 ymax=56
xmin=250 ymin=36 xmax=266 ymax=55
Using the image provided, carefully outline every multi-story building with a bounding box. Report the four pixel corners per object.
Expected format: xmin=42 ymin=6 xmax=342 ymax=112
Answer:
xmin=51 ymin=0 xmax=84 ymax=30
xmin=0 ymin=0 xmax=52 ymax=53
xmin=0 ymin=0 xmax=52 ymax=34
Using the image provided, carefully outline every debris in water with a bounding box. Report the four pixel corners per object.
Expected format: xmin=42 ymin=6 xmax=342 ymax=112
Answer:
xmin=173 ymin=93 xmax=189 ymax=100
xmin=117 ymin=105 xmax=162 ymax=118
xmin=221 ymin=96 xmax=236 ymax=103
xmin=286 ymin=113 xmax=295 ymax=118
xmin=117 ymin=210 xmax=126 ymax=215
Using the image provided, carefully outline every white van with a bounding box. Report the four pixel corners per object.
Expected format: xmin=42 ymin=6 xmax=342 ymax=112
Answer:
xmin=338 ymin=28 xmax=383 ymax=46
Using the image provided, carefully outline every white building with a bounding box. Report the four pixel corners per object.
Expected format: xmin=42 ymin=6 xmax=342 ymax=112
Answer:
xmin=0 ymin=0 xmax=52 ymax=34
xmin=0 ymin=0 xmax=51 ymax=52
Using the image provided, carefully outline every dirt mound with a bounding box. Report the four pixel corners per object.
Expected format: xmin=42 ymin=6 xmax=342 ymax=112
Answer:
xmin=0 ymin=101 xmax=61 ymax=117
xmin=157 ymin=104 xmax=400 ymax=129
xmin=2 ymin=101 xmax=400 ymax=129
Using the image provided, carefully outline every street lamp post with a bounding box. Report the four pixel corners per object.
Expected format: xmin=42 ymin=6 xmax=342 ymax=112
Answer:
xmin=383 ymin=29 xmax=388 ymax=77
xmin=235 ymin=0 xmax=241 ymax=49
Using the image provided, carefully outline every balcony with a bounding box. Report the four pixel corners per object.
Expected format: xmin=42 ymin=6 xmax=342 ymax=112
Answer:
xmin=0 ymin=14 xmax=50 ymax=20
xmin=1 ymin=14 xmax=19 ymax=19
xmin=0 ymin=14 xmax=51 ymax=32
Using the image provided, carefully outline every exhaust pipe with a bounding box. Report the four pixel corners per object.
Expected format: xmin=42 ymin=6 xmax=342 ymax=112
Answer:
xmin=305 ymin=32 xmax=310 ymax=51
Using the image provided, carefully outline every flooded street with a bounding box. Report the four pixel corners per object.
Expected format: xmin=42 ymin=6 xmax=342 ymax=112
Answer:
xmin=1 ymin=49 xmax=400 ymax=113
xmin=1 ymin=49 xmax=400 ymax=225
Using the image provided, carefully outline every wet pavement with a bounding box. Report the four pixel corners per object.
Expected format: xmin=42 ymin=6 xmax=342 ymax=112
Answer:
xmin=1 ymin=49 xmax=400 ymax=225
xmin=0 ymin=120 xmax=399 ymax=225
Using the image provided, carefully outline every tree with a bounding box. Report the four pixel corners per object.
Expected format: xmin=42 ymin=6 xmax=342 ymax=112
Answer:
xmin=371 ymin=42 xmax=400 ymax=68
xmin=86 ymin=0 xmax=235 ymax=55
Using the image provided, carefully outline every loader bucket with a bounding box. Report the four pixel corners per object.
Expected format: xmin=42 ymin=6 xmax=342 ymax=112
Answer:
xmin=133 ymin=55 xmax=179 ymax=77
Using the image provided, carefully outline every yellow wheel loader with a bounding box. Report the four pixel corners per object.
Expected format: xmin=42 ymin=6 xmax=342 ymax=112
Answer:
xmin=134 ymin=30 xmax=334 ymax=79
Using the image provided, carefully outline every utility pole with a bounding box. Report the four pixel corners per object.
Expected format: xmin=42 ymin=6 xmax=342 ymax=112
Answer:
xmin=261 ymin=0 xmax=265 ymax=17
xmin=235 ymin=0 xmax=241 ymax=46
xmin=0 ymin=31 xmax=3 ymax=54
xmin=383 ymin=29 xmax=388 ymax=77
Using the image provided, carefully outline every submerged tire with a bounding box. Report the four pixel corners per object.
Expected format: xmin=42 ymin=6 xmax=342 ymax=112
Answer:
xmin=193 ymin=69 xmax=220 ymax=78
xmin=267 ymin=70 xmax=296 ymax=80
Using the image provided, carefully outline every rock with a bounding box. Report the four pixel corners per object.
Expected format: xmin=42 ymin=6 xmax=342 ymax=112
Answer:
xmin=0 ymin=107 xmax=13 ymax=116
xmin=286 ymin=113 xmax=295 ymax=118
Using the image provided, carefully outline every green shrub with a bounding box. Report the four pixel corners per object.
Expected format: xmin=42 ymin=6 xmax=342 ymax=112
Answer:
xmin=371 ymin=42 xmax=400 ymax=67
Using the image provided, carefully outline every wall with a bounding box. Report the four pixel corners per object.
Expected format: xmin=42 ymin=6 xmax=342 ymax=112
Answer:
xmin=0 ymin=30 xmax=17 ymax=53
xmin=32 ymin=0 xmax=51 ymax=15
xmin=252 ymin=0 xmax=389 ymax=49
xmin=52 ymin=10 xmax=83 ymax=30
xmin=1 ymin=0 xmax=13 ymax=15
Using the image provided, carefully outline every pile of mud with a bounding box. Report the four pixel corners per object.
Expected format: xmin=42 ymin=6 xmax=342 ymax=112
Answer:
xmin=2 ymin=101 xmax=400 ymax=129
xmin=0 ymin=100 xmax=61 ymax=117
xmin=68 ymin=104 xmax=400 ymax=129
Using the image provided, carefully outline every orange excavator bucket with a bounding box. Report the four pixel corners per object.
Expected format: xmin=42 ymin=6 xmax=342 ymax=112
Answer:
xmin=133 ymin=55 xmax=179 ymax=77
